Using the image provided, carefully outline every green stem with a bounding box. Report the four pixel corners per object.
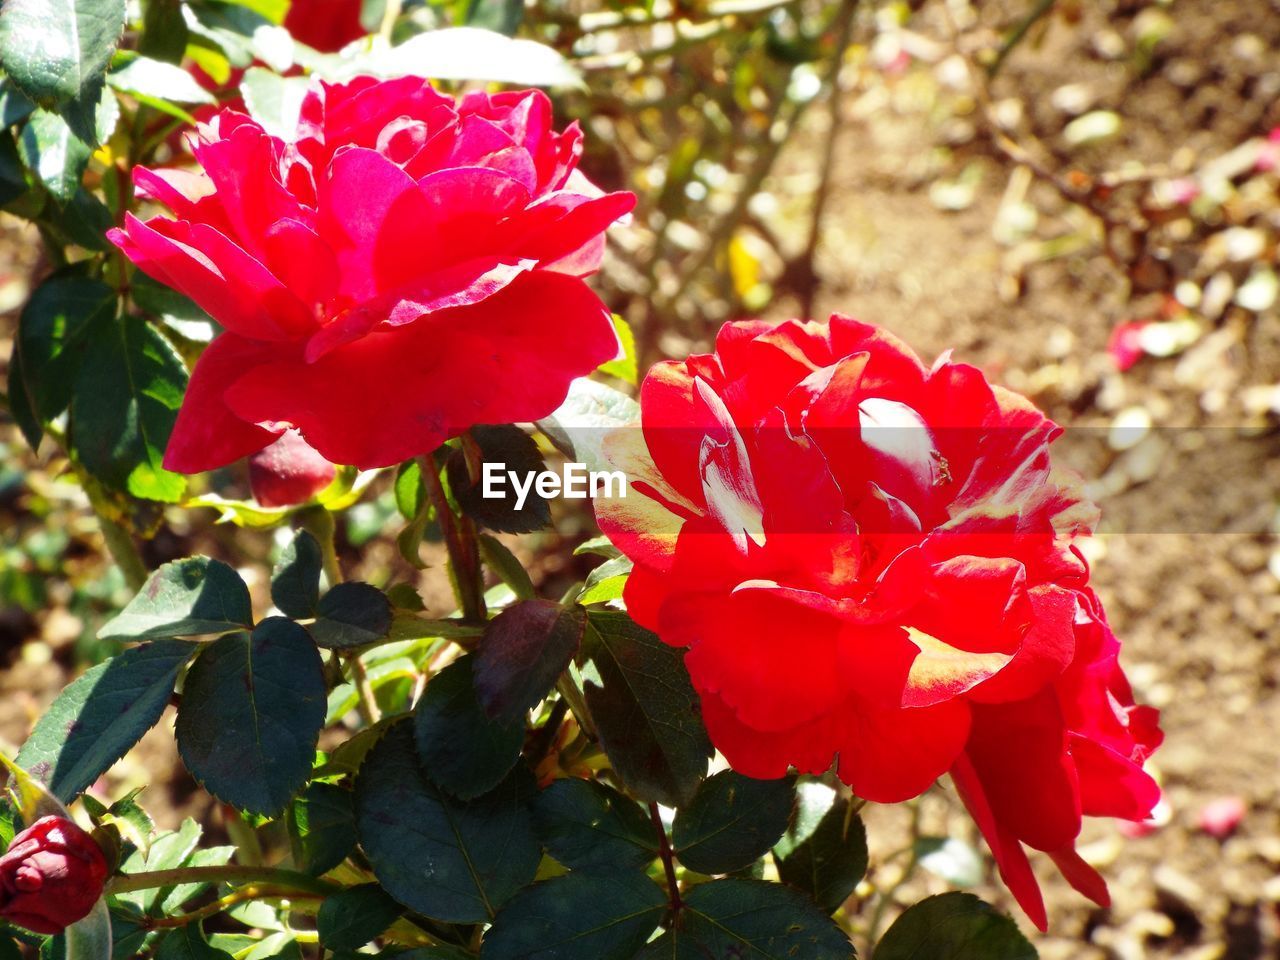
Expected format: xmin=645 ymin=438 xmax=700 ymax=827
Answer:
xmin=555 ymin=673 xmax=597 ymax=740
xmin=107 ymin=865 xmax=337 ymax=897
xmin=97 ymin=513 xmax=148 ymax=592
xmin=419 ymin=454 xmax=485 ymax=622
xmin=649 ymin=802 xmax=682 ymax=912
xmin=144 ymin=885 xmax=326 ymax=929
xmin=347 ymin=652 xmax=382 ymax=724
xmin=297 ymin=505 xmax=342 ymax=587
xmin=987 ymin=0 xmax=1057 ymax=78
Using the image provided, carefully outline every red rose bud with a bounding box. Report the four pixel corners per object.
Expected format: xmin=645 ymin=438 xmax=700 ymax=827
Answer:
xmin=1107 ymin=320 xmax=1147 ymax=371
xmin=0 ymin=816 xmax=109 ymax=934
xmin=284 ymin=0 xmax=366 ymax=52
xmin=597 ymin=316 xmax=1162 ymax=931
xmin=109 ymin=77 xmax=634 ymax=472
xmin=1197 ymin=796 xmax=1246 ymax=839
xmin=249 ymin=429 xmax=337 ymax=508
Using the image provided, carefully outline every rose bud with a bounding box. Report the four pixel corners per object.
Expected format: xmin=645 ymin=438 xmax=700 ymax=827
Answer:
xmin=1107 ymin=320 xmax=1147 ymax=371
xmin=109 ymin=78 xmax=634 ymax=473
xmin=284 ymin=0 xmax=366 ymax=52
xmin=1197 ymin=796 xmax=1246 ymax=839
xmin=597 ymin=316 xmax=1161 ymax=930
xmin=0 ymin=815 xmax=109 ymax=934
xmin=248 ymin=429 xmax=336 ymax=508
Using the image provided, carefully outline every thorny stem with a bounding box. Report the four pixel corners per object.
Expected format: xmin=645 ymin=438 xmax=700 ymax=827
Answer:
xmin=296 ymin=506 xmax=343 ymax=588
xmin=97 ymin=512 xmax=149 ymax=592
xmin=797 ymin=0 xmax=860 ymax=319
xmin=107 ymin=865 xmax=337 ymax=896
xmin=650 ymin=802 xmax=683 ymax=913
xmin=140 ymin=885 xmax=325 ymax=929
xmin=348 ymin=652 xmax=382 ymax=724
xmin=942 ymin=4 xmax=1139 ymax=268
xmin=419 ymin=453 xmax=486 ymax=623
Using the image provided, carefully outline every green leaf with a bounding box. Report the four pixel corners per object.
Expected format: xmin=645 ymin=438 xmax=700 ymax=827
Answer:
xmin=66 ymin=898 xmax=113 ymax=960
xmin=18 ymin=110 xmax=90 ymax=203
xmin=475 ymin=601 xmax=584 ymax=724
xmin=45 ymin=186 xmax=113 ymax=250
xmin=477 ymin=534 xmax=534 ymax=601
xmin=448 ymin=425 xmax=551 ymax=534
xmin=481 ymin=871 xmax=666 ymax=960
xmin=0 ymin=129 xmax=29 ymax=207
xmin=394 ymin=460 xmax=426 ymax=520
xmin=288 ymin=782 xmax=356 ymax=876
xmin=131 ymin=273 xmax=218 ymax=343
xmin=531 ymin=778 xmax=654 ymax=872
xmin=775 ymin=796 xmax=867 ymax=913
xmin=317 ymin=884 xmax=403 ymax=950
xmin=355 ymin=721 xmax=541 ymax=923
xmin=0 ymin=0 xmax=126 ymax=106
xmin=0 ymin=83 xmax=37 ymax=126
xmin=176 ymin=619 xmax=327 ymax=816
xmin=673 ymin=771 xmax=795 ymax=875
xmin=413 ymin=655 xmax=523 ymax=800
xmin=310 ymin=582 xmax=391 ymax=649
xmin=238 ymin=66 xmax=308 ymax=138
xmin=271 ymin=530 xmax=323 ymax=619
xmin=577 ymin=555 xmax=631 ymax=605
xmin=139 ymin=0 xmax=189 ymax=64
xmin=581 ymin=611 xmax=711 ymax=808
xmin=155 ymin=925 xmax=235 ymax=960
xmin=915 ymin=837 xmax=984 ymax=889
xmin=464 ymin=0 xmax=522 ymax=36
xmin=536 ymin=378 xmax=639 ymax=472
xmin=69 ymin=311 xmax=188 ymax=502
xmin=99 ymin=557 xmax=253 ymax=641
xmin=116 ymin=817 xmax=202 ymax=914
xmin=394 ymin=460 xmax=432 ymax=569
xmin=573 ymin=536 xmax=620 ymax=560
xmin=108 ymin=55 xmax=215 ymax=104
xmin=873 ymin=893 xmax=1036 ymax=960
xmin=161 ymin=844 xmax=237 ymax=913
xmin=187 ymin=2 xmax=271 ymax=67
xmin=640 ymin=879 xmax=854 ymax=959
xmin=16 ymin=639 xmax=195 ymax=803
xmin=597 ymin=315 xmax=637 ymax=384
xmin=13 ymin=273 xmax=112 ymax=425
xmin=6 ymin=345 xmax=42 ymax=450
xmin=78 ymin=73 xmax=118 ymax=145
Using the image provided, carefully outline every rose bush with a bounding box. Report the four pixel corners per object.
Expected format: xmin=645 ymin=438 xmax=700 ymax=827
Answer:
xmin=110 ymin=76 xmax=634 ymax=471
xmin=597 ymin=315 xmax=1162 ymax=927
xmin=0 ymin=816 xmax=108 ymax=934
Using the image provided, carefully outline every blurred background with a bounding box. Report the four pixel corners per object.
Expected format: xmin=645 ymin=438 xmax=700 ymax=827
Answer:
xmin=1 ymin=0 xmax=1278 ymax=957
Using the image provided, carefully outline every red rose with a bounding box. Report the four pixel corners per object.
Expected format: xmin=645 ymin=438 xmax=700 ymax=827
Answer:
xmin=952 ymin=588 xmax=1162 ymax=928
xmin=249 ymin=429 xmax=336 ymax=507
xmin=0 ymin=816 xmax=109 ymax=934
xmin=110 ymin=77 xmax=634 ymax=471
xmin=284 ymin=0 xmax=366 ymax=52
xmin=596 ymin=316 xmax=1161 ymax=928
